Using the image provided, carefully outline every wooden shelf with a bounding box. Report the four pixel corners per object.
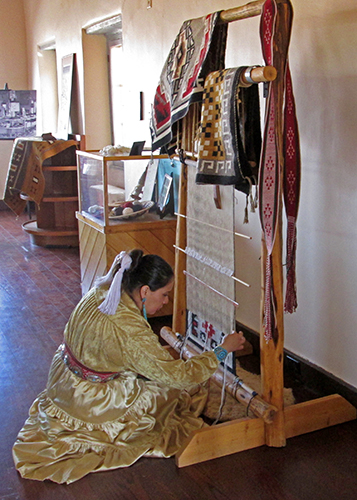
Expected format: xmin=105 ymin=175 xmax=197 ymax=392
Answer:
xmin=21 ymin=138 xmax=84 ymax=247
xmin=22 ymin=220 xmax=79 ymax=247
xmin=42 ymin=196 xmax=78 ymax=203
xmin=42 ymin=165 xmax=77 ymax=172
xmin=76 ymin=210 xmax=176 ymax=234
xmin=76 ymin=213 xmax=177 ymax=311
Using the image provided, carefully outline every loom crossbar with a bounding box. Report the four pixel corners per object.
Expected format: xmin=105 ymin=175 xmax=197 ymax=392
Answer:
xmin=219 ymin=0 xmax=265 ymax=23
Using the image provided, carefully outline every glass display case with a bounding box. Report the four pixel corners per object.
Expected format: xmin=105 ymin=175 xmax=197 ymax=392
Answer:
xmin=75 ymin=151 xmax=178 ymax=306
xmin=76 ymin=150 xmax=181 ymax=227
xmin=77 ymin=151 xmax=150 ymax=225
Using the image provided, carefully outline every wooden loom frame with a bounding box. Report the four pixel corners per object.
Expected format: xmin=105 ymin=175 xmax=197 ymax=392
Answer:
xmin=163 ymin=0 xmax=356 ymax=467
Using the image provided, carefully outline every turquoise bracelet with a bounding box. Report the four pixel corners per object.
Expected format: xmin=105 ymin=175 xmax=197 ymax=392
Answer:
xmin=213 ymin=346 xmax=228 ymax=362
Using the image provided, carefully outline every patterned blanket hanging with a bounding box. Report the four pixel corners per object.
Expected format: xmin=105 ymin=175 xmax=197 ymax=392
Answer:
xmin=195 ymin=67 xmax=261 ymax=196
xmin=259 ymin=0 xmax=301 ymax=341
xmin=3 ymin=138 xmax=78 ymax=216
xmin=150 ymin=11 xmax=227 ymax=154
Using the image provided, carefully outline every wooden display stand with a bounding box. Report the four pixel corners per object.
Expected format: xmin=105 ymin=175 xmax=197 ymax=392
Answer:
xmin=22 ymin=135 xmax=85 ymax=247
xmin=75 ymin=151 xmax=177 ymax=314
xmin=162 ymin=0 xmax=356 ymax=468
xmin=76 ymin=211 xmax=177 ymax=316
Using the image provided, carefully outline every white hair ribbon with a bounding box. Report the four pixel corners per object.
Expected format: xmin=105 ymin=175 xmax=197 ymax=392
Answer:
xmin=97 ymin=252 xmax=132 ymax=315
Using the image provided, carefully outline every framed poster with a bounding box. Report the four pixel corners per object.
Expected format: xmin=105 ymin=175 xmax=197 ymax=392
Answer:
xmin=0 ymin=90 xmax=36 ymax=140
xmin=57 ymin=54 xmax=75 ymax=139
xmin=157 ymin=173 xmax=172 ymax=212
xmin=141 ymin=160 xmax=158 ymax=201
xmin=156 ymin=157 xmax=180 ymax=212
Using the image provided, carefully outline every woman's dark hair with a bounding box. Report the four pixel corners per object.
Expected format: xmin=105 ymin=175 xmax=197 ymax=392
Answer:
xmin=121 ymin=249 xmax=174 ymax=294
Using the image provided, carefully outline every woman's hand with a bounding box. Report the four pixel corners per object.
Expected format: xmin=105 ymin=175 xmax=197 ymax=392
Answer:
xmin=220 ymin=331 xmax=246 ymax=353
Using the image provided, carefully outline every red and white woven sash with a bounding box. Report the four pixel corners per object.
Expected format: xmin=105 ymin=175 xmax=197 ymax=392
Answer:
xmin=259 ymin=0 xmax=300 ymax=341
xmin=283 ymin=63 xmax=301 ymax=314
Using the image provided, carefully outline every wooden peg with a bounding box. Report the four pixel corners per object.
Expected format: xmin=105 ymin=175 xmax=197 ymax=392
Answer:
xmin=240 ymin=65 xmax=277 ymax=86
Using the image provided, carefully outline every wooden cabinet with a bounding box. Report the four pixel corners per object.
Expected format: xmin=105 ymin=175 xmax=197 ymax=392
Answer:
xmin=76 ymin=212 xmax=177 ymax=316
xmin=75 ymin=150 xmax=177 ymax=316
xmin=22 ymin=137 xmax=84 ymax=247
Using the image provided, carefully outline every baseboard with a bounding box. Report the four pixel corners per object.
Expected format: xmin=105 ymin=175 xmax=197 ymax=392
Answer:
xmin=236 ymin=321 xmax=357 ymax=409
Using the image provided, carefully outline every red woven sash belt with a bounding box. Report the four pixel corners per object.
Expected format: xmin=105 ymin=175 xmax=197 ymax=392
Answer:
xmin=60 ymin=342 xmax=120 ymax=383
xmin=259 ymin=0 xmax=301 ymax=342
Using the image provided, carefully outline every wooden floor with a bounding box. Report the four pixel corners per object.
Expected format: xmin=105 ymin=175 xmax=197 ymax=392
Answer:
xmin=1 ymin=209 xmax=357 ymax=500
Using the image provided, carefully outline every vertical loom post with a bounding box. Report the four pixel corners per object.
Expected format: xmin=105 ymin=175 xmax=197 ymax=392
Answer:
xmin=172 ymin=161 xmax=187 ymax=335
xmin=173 ymin=106 xmax=199 ymax=335
xmin=260 ymin=208 xmax=286 ymax=447
xmin=172 ymin=107 xmax=195 ymax=335
xmin=259 ymin=0 xmax=293 ymax=448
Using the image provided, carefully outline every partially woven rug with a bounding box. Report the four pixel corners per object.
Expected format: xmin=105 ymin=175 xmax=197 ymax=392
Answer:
xmin=203 ymin=363 xmax=295 ymax=422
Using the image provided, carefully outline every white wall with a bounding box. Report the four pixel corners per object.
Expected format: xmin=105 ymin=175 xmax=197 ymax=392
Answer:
xmin=17 ymin=0 xmax=357 ymax=389
xmin=0 ymin=0 xmax=28 ymax=89
xmin=233 ymin=0 xmax=357 ymax=390
xmin=285 ymin=0 xmax=357 ymax=388
xmin=0 ymin=0 xmax=28 ymax=198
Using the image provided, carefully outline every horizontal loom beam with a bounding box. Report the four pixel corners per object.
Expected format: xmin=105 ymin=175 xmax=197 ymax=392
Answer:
xmin=160 ymin=326 xmax=278 ymax=424
xmin=219 ymin=0 xmax=265 ymax=23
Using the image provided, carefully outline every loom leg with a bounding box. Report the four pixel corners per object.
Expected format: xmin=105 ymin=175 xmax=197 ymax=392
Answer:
xmin=175 ymin=395 xmax=356 ymax=468
xmin=284 ymin=394 xmax=357 ymax=439
xmin=175 ymin=417 xmax=265 ymax=468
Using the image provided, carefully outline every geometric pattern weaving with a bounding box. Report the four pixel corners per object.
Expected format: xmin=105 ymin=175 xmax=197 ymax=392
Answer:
xmin=259 ymin=0 xmax=301 ymax=340
xmin=186 ymin=163 xmax=236 ymax=359
xmin=196 ymin=69 xmax=239 ymax=184
xmin=150 ymin=12 xmax=227 ymax=152
xmin=196 ymin=67 xmax=261 ymax=195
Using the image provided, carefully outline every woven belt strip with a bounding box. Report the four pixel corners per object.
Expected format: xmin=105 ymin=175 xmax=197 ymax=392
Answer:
xmin=60 ymin=343 xmax=120 ymax=383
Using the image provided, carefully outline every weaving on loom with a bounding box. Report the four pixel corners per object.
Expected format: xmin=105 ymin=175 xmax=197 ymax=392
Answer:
xmin=152 ymin=0 xmax=356 ymax=468
xmin=186 ymin=163 xmax=236 ymax=374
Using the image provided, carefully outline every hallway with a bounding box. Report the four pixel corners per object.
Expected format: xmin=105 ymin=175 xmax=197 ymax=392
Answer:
xmin=1 ymin=209 xmax=356 ymax=500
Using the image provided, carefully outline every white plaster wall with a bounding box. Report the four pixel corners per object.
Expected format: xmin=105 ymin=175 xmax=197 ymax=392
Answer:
xmin=0 ymin=0 xmax=28 ymax=198
xmin=233 ymin=0 xmax=357 ymax=390
xmin=0 ymin=0 xmax=28 ymax=89
xmin=284 ymin=0 xmax=357 ymax=388
xmin=17 ymin=0 xmax=357 ymax=389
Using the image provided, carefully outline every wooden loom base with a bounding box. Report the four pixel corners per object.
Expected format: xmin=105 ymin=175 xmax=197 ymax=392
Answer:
xmin=176 ymin=394 xmax=356 ymax=467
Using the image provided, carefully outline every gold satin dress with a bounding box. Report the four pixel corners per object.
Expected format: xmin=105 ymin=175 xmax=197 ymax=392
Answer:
xmin=12 ymin=289 xmax=219 ymax=484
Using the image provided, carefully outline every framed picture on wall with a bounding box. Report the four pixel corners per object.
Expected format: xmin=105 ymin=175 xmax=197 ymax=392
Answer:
xmin=0 ymin=90 xmax=37 ymax=140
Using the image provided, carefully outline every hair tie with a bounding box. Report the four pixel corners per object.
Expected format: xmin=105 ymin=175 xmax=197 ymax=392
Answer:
xmin=98 ymin=252 xmax=132 ymax=315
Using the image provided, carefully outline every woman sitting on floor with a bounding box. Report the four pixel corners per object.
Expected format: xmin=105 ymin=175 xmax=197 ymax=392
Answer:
xmin=13 ymin=249 xmax=245 ymax=484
